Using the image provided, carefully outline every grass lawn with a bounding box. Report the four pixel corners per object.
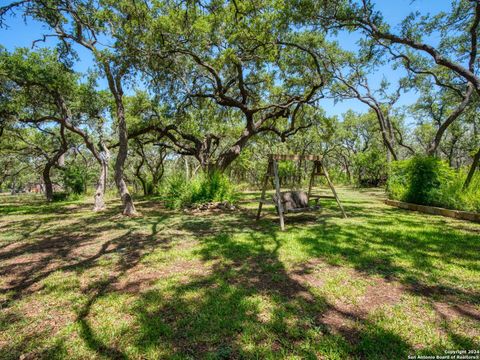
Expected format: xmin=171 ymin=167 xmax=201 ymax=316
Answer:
xmin=0 ymin=188 xmax=479 ymax=359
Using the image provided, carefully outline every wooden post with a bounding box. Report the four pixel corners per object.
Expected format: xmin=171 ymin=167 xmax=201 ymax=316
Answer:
xmin=320 ymin=161 xmax=347 ymax=218
xmin=256 ymin=160 xmax=272 ymax=220
xmin=272 ymin=159 xmax=285 ymax=230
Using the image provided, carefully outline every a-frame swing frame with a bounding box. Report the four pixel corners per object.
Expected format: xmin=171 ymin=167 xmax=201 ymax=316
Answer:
xmin=256 ymin=154 xmax=347 ymax=230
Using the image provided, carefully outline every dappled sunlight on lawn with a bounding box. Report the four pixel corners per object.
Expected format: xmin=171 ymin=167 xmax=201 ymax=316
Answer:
xmin=0 ymin=188 xmax=479 ymax=359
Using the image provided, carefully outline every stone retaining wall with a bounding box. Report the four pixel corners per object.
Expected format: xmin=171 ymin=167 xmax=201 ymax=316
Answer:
xmin=384 ymin=199 xmax=480 ymax=223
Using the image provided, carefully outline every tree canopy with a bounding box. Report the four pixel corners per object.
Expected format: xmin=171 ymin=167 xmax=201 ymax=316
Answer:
xmin=0 ymin=0 xmax=478 ymax=213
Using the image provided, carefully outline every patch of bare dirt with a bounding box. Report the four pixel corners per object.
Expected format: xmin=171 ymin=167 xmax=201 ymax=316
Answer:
xmin=317 ymin=276 xmax=403 ymax=341
xmin=361 ymin=278 xmax=404 ymax=312
xmin=110 ymin=259 xmax=211 ymax=293
xmin=0 ymin=253 xmax=66 ymax=293
xmin=22 ymin=298 xmax=76 ymax=334
xmin=433 ymin=302 xmax=480 ymax=322
xmin=319 ymin=306 xmax=362 ymax=343
xmin=286 ymin=258 xmax=480 ymax=343
xmin=221 ymin=257 xmax=315 ymax=301
xmin=289 ymin=259 xmax=340 ymax=289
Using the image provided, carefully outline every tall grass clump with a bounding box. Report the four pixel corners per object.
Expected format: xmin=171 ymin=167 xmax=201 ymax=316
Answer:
xmin=162 ymin=171 xmax=237 ymax=209
xmin=387 ymin=156 xmax=480 ymax=212
xmin=162 ymin=175 xmax=188 ymax=209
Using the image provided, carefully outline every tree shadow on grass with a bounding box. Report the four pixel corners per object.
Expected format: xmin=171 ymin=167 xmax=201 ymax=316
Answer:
xmin=164 ymin=204 xmax=480 ymax=357
xmin=289 ymin=211 xmax=480 ymax=306
xmin=0 ymin=207 xmax=174 ymax=359
xmin=0 ymin=200 xmax=94 ymax=216
xmin=1 ymin=191 xmax=479 ymax=358
xmin=0 ymin=205 xmax=171 ymax=303
xmin=131 ymin=227 xmax=414 ymax=359
xmin=181 ymin=202 xmax=480 ymax=305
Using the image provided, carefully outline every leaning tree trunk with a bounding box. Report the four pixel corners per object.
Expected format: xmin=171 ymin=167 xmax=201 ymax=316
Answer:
xmin=43 ymin=150 xmax=67 ymax=202
xmin=464 ymin=147 xmax=480 ymax=189
xmin=214 ymin=130 xmax=254 ymax=172
xmin=93 ymin=146 xmax=110 ymax=211
xmin=428 ymin=85 xmax=473 ymax=156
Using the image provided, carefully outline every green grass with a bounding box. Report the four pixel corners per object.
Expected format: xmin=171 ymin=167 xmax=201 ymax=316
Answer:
xmin=0 ymin=188 xmax=479 ymax=359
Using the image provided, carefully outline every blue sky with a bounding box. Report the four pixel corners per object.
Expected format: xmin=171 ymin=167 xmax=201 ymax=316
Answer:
xmin=0 ymin=0 xmax=451 ymax=119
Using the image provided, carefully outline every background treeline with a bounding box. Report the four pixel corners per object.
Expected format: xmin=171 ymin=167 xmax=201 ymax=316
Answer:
xmin=0 ymin=0 xmax=479 ymax=213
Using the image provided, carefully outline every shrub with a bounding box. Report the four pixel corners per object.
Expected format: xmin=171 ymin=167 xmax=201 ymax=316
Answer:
xmin=162 ymin=175 xmax=187 ymax=209
xmin=462 ymin=173 xmax=480 ymax=212
xmin=432 ymin=170 xmax=480 ymax=212
xmin=190 ymin=171 xmax=236 ymax=205
xmin=52 ymin=192 xmax=69 ymax=202
xmin=353 ymin=150 xmax=388 ymax=187
xmin=51 ymin=192 xmax=82 ymax=202
xmin=162 ymin=171 xmax=237 ymax=209
xmin=386 ymin=160 xmax=410 ymax=201
xmin=62 ymin=164 xmax=86 ymax=194
xmin=405 ymin=156 xmax=453 ymax=205
xmin=387 ymin=156 xmax=480 ymax=212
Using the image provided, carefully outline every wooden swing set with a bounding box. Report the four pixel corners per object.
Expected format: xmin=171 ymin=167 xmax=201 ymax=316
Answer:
xmin=256 ymin=154 xmax=347 ymax=230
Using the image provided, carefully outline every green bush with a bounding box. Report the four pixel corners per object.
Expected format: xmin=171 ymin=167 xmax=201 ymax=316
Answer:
xmin=406 ymin=156 xmax=453 ymax=205
xmin=162 ymin=175 xmax=187 ymax=209
xmin=431 ymin=170 xmax=480 ymax=212
xmin=52 ymin=192 xmax=69 ymax=202
xmin=162 ymin=171 xmax=237 ymax=209
xmin=387 ymin=156 xmax=480 ymax=212
xmin=51 ymin=192 xmax=82 ymax=202
xmin=62 ymin=164 xmax=86 ymax=194
xmin=462 ymin=174 xmax=480 ymax=212
xmin=353 ymin=150 xmax=388 ymax=187
xmin=386 ymin=160 xmax=410 ymax=201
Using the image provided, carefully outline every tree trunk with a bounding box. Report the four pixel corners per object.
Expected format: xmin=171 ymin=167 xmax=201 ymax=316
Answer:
xmin=43 ymin=126 xmax=68 ymax=202
xmin=448 ymin=146 xmax=455 ymax=168
xmin=427 ymin=84 xmax=473 ymax=156
xmin=136 ymin=174 xmax=147 ymax=196
xmin=140 ymin=178 xmax=148 ymax=195
xmin=93 ymin=161 xmax=107 ymax=211
xmin=115 ymin=134 xmax=137 ymax=216
xmin=376 ymin=110 xmax=397 ymax=161
xmin=43 ymin=162 xmax=54 ymax=202
xmin=150 ymin=149 xmax=166 ymax=195
xmin=93 ymin=146 xmax=110 ymax=211
xmin=464 ymin=147 xmax=480 ymax=189
xmin=364 ymin=103 xmax=398 ymax=161
xmin=151 ymin=168 xmax=163 ymax=195
xmin=43 ymin=152 xmax=66 ymax=202
xmin=106 ymin=70 xmax=137 ymax=216
xmin=344 ymin=158 xmax=353 ymax=184
xmin=215 ymin=130 xmax=254 ymax=171
xmin=386 ymin=148 xmax=392 ymax=164
xmin=134 ymin=153 xmax=148 ymax=196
